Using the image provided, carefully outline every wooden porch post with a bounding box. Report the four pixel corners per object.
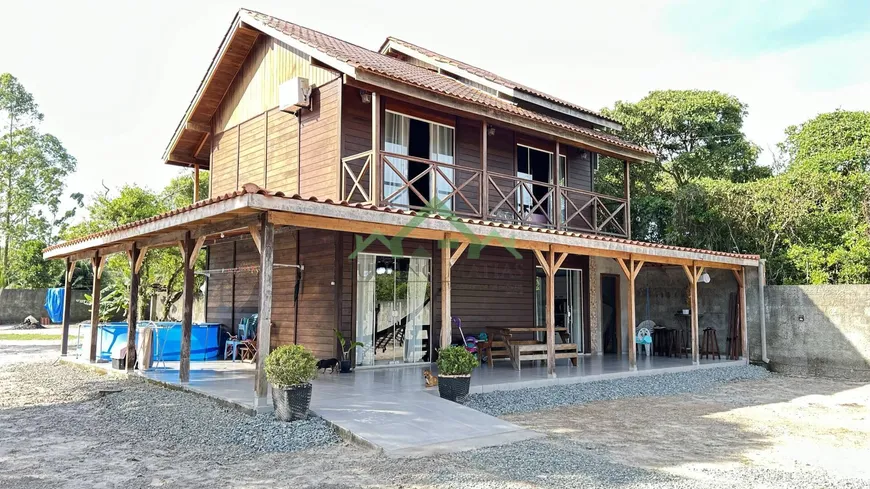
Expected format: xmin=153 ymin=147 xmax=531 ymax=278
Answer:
xmin=623 ymin=160 xmax=631 ymax=239
xmin=89 ymin=255 xmax=105 ymax=362
xmin=126 ymin=246 xmax=141 ymax=371
xmin=682 ymin=264 xmax=700 ymax=365
xmin=481 ymin=121 xmax=488 ymax=219
xmin=734 ymin=267 xmax=748 ymax=361
xmin=179 ymin=232 xmax=195 ymax=383
xmin=60 ymin=257 xmax=74 ymax=356
xmin=193 ymin=164 xmax=200 ymax=202
xmin=627 ymin=258 xmax=644 ymax=371
xmin=546 ymin=248 xmax=556 ymax=376
xmin=554 ymin=142 xmax=561 ymax=229
xmin=371 ymin=92 xmax=381 ymax=204
xmin=440 ymin=235 xmax=452 ymax=351
xmin=254 ymin=216 xmax=275 ymax=400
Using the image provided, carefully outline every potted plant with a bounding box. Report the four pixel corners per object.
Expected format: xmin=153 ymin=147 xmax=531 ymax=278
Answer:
xmin=436 ymin=345 xmax=478 ymax=402
xmin=335 ymin=329 xmax=363 ymax=373
xmin=265 ymin=344 xmax=317 ymax=422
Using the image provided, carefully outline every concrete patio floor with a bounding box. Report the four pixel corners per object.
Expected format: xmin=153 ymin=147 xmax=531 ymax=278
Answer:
xmin=68 ymin=354 xmax=742 ymax=457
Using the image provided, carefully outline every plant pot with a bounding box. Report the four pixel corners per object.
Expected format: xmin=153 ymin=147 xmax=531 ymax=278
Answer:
xmin=339 ymin=360 xmax=352 ymax=373
xmin=438 ymin=374 xmax=471 ymax=402
xmin=271 ymin=383 xmax=312 ymax=422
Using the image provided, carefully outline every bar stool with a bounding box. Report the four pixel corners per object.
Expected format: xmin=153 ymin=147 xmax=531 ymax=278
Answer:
xmin=701 ymin=327 xmax=721 ymax=360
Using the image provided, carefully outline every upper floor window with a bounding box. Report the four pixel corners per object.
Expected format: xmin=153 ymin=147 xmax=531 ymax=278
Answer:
xmin=516 ymin=145 xmax=552 ymax=223
xmin=384 ymin=111 xmax=455 ymax=211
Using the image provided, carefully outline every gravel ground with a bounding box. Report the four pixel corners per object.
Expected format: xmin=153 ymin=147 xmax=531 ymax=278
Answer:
xmin=1 ymin=351 xmax=867 ymax=488
xmin=464 ymin=364 xmax=771 ymax=416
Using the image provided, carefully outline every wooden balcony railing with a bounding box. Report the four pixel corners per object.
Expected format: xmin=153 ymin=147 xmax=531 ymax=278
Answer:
xmin=341 ymin=150 xmax=375 ymax=204
xmin=379 ymin=152 xmax=482 ymax=217
xmin=338 ymin=151 xmax=628 ymax=238
xmin=487 ymin=172 xmax=556 ymax=228
xmin=560 ymin=187 xmax=628 ymax=237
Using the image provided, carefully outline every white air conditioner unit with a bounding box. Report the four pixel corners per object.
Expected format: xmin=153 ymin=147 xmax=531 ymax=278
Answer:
xmin=279 ymin=77 xmax=311 ymax=113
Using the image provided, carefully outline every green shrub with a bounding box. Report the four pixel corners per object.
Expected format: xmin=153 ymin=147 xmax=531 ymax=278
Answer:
xmin=436 ymin=346 xmax=477 ymax=376
xmin=264 ymin=345 xmax=317 ymax=387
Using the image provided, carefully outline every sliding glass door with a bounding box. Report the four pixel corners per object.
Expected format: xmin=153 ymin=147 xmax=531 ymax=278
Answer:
xmin=535 ymin=267 xmax=584 ymax=352
xmin=355 ymin=254 xmax=431 ymax=366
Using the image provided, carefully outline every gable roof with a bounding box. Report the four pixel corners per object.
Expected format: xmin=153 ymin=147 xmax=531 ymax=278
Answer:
xmin=164 ymin=9 xmax=654 ymax=166
xmin=380 ymin=37 xmax=622 ymax=130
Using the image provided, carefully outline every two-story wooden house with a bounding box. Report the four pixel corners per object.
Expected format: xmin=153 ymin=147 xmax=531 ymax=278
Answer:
xmin=45 ymin=9 xmax=759 ymax=402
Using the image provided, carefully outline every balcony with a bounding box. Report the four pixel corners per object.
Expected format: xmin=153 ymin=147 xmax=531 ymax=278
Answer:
xmin=340 ymin=150 xmax=629 ymax=238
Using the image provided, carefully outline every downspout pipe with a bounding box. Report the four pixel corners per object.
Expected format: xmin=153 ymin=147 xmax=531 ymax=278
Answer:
xmin=758 ymin=259 xmax=770 ymax=363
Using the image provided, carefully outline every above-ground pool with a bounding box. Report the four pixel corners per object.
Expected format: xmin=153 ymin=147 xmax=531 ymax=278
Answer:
xmin=79 ymin=322 xmax=223 ymax=362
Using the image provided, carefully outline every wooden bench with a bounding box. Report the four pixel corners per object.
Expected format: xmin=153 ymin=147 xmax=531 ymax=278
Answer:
xmin=487 ymin=326 xmax=579 ymax=370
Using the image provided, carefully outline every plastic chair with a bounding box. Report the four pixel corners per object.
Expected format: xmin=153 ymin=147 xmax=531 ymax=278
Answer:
xmin=635 ymin=320 xmax=655 ymax=357
xmin=225 ymin=314 xmax=258 ymax=362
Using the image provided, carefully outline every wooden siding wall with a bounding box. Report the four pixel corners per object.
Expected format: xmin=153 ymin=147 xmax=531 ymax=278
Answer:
xmin=215 ymin=36 xmax=339 ymax=132
xmin=299 ymin=79 xmax=341 ymax=200
xmin=210 ymin=109 xmax=299 ymax=196
xmin=204 ymin=229 xmax=339 ymax=359
xmin=455 ymin=118 xmax=483 ymax=216
xmin=341 ymin=85 xmax=373 ymax=200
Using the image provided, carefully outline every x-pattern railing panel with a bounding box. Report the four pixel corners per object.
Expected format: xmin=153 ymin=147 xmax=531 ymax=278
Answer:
xmin=341 ymin=150 xmax=374 ymax=203
xmin=378 ymin=152 xmax=482 ymax=217
xmin=487 ymin=173 xmax=555 ymax=227
xmin=560 ymin=187 xmax=628 ymax=238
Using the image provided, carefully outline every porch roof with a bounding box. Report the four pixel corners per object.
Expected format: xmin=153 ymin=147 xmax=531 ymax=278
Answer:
xmin=43 ymin=184 xmax=759 ymax=268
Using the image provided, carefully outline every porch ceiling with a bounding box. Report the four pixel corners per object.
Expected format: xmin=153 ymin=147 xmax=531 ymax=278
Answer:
xmin=44 ymin=185 xmax=759 ymax=268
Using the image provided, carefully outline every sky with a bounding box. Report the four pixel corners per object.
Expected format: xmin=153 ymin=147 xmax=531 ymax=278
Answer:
xmin=1 ymin=0 xmax=869 ymax=219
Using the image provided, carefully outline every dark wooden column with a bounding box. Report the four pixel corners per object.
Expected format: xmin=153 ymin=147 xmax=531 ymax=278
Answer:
xmin=88 ymin=255 xmax=105 ymax=362
xmin=371 ymin=92 xmax=381 ymax=204
xmin=179 ymin=232 xmax=195 ymax=383
xmin=623 ymin=160 xmax=631 ymax=239
xmin=193 ymin=164 xmax=200 ymax=202
xmin=60 ymin=257 xmax=74 ymax=356
xmin=733 ymin=267 xmax=748 ymax=361
xmin=481 ymin=121 xmax=488 ymax=219
xmin=628 ymin=258 xmax=643 ymax=371
xmin=126 ymin=246 xmax=141 ymax=371
xmin=554 ymin=142 xmax=561 ymax=229
xmin=254 ymin=216 xmax=275 ymax=399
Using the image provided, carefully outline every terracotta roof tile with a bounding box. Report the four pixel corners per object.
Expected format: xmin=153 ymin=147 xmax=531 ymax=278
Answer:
xmin=45 ymin=184 xmax=759 ymax=262
xmin=242 ymin=10 xmax=653 ymax=158
xmin=384 ymin=37 xmax=619 ymax=126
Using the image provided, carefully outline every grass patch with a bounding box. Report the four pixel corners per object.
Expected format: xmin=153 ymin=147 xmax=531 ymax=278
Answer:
xmin=0 ymin=333 xmax=69 ymax=341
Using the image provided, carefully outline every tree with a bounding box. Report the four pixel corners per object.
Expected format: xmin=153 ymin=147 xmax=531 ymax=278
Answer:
xmin=66 ymin=172 xmax=206 ymax=320
xmin=779 ymin=110 xmax=870 ymax=175
xmin=598 ymin=90 xmax=770 ymax=242
xmin=0 ymin=74 xmax=77 ymax=287
xmin=602 ymin=90 xmax=766 ymax=187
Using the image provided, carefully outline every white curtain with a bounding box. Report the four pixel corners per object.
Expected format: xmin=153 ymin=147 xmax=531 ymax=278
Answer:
xmin=430 ymin=124 xmax=455 ymax=211
xmin=384 ymin=113 xmax=410 ymax=206
xmin=355 ymin=255 xmax=376 ymax=366
xmin=404 ymin=257 xmax=430 ymax=363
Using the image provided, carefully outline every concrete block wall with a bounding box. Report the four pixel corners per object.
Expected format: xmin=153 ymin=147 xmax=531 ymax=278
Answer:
xmin=0 ymin=288 xmax=90 ymax=324
xmin=754 ymin=285 xmax=870 ymax=380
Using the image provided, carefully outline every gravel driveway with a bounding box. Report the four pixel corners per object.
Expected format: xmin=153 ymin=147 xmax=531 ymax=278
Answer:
xmin=1 ymin=344 xmax=868 ymax=488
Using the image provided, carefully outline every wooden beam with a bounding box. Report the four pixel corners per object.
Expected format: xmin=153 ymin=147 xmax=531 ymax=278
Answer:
xmin=449 ymin=241 xmax=469 ymax=267
xmin=254 ymin=216 xmax=275 ymax=398
xmin=694 ymin=266 xmax=706 ymax=283
xmin=440 ymin=234 xmax=452 ymax=351
xmin=372 ymin=91 xmax=381 ymax=202
xmin=126 ymin=246 xmax=141 ymax=372
xmin=681 ymin=264 xmax=693 ymax=283
xmin=624 ymin=160 xmax=631 ymax=238
xmin=189 ymin=236 xmax=206 ymax=269
xmin=615 ymin=257 xmax=630 ymax=279
xmin=248 ymin=225 xmax=261 ymax=254
xmin=631 ymin=260 xmax=645 ymax=280
xmin=628 ymin=259 xmax=637 ymax=371
xmin=134 ymin=246 xmax=148 ymax=274
xmin=193 ymin=164 xmax=201 ymax=202
xmin=553 ymin=252 xmax=569 ymax=274
xmin=481 ymin=121 xmax=488 ymax=219
xmin=546 ymin=248 xmax=556 ymax=377
xmin=179 ymin=232 xmax=195 ymax=383
xmin=533 ymin=249 xmax=550 ymax=276
xmin=732 ymin=268 xmax=744 ymax=288
xmin=169 ymin=152 xmax=209 ymax=167
xmin=693 ymin=259 xmax=741 ymax=271
xmin=60 ymin=257 xmax=74 ymax=355
xmin=185 ymin=121 xmax=211 ymax=133
xmin=89 ymin=256 xmax=102 ymax=363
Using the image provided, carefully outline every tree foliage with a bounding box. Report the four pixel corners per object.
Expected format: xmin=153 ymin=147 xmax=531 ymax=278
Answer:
xmin=0 ymin=74 xmax=80 ymax=288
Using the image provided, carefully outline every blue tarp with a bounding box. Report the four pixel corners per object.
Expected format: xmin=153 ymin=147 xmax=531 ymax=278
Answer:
xmin=44 ymin=288 xmax=65 ymax=323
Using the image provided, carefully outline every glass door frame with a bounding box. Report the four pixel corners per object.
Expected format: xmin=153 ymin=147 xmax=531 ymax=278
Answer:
xmin=354 ymin=251 xmax=434 ymax=369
